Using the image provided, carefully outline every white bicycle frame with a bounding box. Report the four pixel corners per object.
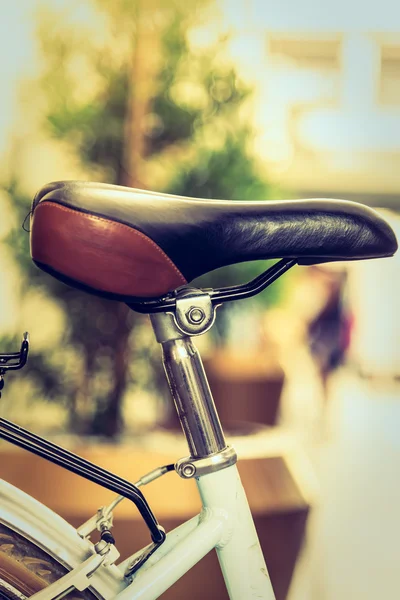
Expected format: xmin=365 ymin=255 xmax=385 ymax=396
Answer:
xmin=0 ymin=305 xmax=277 ymax=600
xmin=116 ymin=464 xmax=275 ymax=600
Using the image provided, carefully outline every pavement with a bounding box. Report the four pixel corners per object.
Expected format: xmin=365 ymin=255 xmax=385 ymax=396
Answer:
xmin=288 ymin=370 xmax=400 ymax=600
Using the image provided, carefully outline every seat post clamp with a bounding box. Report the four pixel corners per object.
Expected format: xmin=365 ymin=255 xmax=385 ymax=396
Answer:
xmin=175 ymin=446 xmax=237 ymax=479
xmin=172 ymin=288 xmax=218 ymax=336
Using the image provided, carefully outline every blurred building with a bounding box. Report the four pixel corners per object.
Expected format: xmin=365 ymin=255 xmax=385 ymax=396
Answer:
xmin=218 ymin=0 xmax=400 ymax=207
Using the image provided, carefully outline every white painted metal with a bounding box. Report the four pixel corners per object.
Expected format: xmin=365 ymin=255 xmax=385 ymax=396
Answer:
xmin=197 ymin=464 xmax=277 ymax=600
xmin=30 ymin=544 xmax=120 ymax=600
xmin=0 ymin=479 xmax=126 ymax=599
xmin=116 ymin=511 xmax=224 ymax=600
xmin=118 ymin=513 xmax=200 ymax=575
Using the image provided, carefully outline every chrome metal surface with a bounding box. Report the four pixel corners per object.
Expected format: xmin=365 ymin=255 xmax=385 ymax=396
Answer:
xmin=150 ymin=311 xmax=186 ymax=343
xmin=162 ymin=337 xmax=226 ymax=458
xmin=150 ymin=288 xmax=218 ymax=339
xmin=173 ymin=289 xmax=216 ymax=335
xmin=161 ymin=336 xmax=226 ymax=457
xmin=175 ymin=446 xmax=237 ymax=479
xmin=151 ymin=312 xmax=226 ymax=458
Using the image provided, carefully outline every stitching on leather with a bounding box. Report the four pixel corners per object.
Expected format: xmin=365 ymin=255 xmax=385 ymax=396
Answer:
xmin=34 ymin=201 xmax=187 ymax=284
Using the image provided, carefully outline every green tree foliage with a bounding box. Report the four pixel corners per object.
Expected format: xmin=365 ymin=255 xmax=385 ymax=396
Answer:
xmin=1 ymin=0 xmax=282 ymax=436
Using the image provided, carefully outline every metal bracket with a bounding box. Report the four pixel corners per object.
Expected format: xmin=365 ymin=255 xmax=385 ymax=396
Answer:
xmin=175 ymin=446 xmax=237 ymax=479
xmin=172 ymin=288 xmax=217 ymax=336
xmin=29 ymin=541 xmax=119 ymax=600
xmin=124 ymin=540 xmax=163 ymax=580
xmin=77 ymin=505 xmax=115 ymax=541
xmin=127 ymin=259 xmax=296 ymax=315
xmin=77 ymin=464 xmax=174 ymax=540
xmin=0 ymin=332 xmax=29 ymax=397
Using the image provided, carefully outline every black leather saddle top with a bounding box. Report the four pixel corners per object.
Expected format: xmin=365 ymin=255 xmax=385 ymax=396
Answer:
xmin=31 ymin=180 xmax=398 ymax=301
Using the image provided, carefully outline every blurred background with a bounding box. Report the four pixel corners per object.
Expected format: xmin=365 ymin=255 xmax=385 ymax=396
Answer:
xmin=0 ymin=1 xmax=399 ymax=599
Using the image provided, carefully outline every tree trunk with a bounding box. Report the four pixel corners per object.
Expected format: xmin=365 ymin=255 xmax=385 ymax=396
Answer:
xmin=120 ymin=0 xmax=160 ymax=188
xmin=98 ymin=1 xmax=161 ymax=437
xmin=92 ymin=303 xmax=132 ymax=437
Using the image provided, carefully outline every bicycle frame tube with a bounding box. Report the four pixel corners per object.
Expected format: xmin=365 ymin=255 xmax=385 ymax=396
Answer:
xmin=197 ymin=465 xmax=276 ymax=599
xmin=116 ymin=464 xmax=275 ymax=600
xmin=116 ymin=511 xmax=224 ymax=600
xmin=118 ymin=514 xmax=200 ymax=574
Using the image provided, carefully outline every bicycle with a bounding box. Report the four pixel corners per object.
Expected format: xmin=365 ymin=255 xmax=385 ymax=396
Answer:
xmin=0 ymin=180 xmax=397 ymax=600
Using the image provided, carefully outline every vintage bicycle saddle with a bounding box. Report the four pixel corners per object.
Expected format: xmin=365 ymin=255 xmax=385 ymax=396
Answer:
xmin=30 ymin=180 xmax=398 ymax=302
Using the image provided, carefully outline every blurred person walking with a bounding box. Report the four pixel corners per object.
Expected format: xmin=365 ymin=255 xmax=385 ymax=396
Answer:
xmin=306 ymin=266 xmax=351 ymax=404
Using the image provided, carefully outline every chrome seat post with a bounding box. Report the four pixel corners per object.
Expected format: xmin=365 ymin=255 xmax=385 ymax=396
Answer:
xmin=150 ymin=296 xmax=237 ymax=479
xmin=151 ymin=311 xmax=226 ymax=458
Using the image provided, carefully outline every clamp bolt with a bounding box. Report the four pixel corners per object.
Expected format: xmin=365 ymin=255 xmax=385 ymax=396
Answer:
xmin=186 ymin=307 xmax=205 ymax=325
xmin=181 ymin=463 xmax=196 ymax=478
